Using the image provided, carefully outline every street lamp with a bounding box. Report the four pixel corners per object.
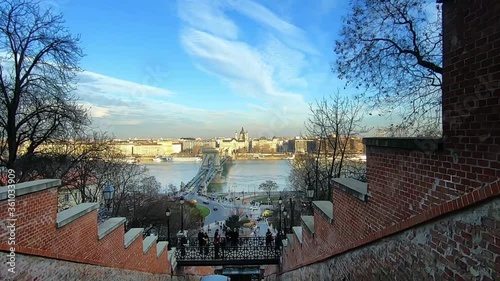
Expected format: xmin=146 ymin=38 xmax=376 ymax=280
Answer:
xmin=286 ymin=213 xmax=291 ymax=233
xmin=282 ymin=208 xmax=288 ymax=234
xmin=278 ymin=196 xmax=283 ymax=232
xmin=103 ymin=184 xmax=115 ymax=211
xmin=307 ymin=187 xmax=314 ymax=214
xmin=166 ymin=207 xmax=171 ymax=249
xmin=179 ymin=197 xmax=185 ymax=232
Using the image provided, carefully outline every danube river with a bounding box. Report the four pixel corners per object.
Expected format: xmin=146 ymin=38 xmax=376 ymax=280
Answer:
xmin=143 ymin=160 xmax=291 ymax=193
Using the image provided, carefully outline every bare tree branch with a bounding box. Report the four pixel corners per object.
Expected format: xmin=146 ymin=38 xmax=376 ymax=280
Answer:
xmin=334 ymin=0 xmax=442 ymax=135
xmin=0 ymin=0 xmax=86 ymax=175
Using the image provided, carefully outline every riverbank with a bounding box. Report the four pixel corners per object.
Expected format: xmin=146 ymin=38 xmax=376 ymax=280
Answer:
xmin=136 ymin=154 xmax=292 ymax=162
xmin=233 ymin=153 xmax=292 ymax=161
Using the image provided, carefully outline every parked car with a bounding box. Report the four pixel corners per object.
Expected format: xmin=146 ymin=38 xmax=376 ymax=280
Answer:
xmin=250 ymin=206 xmax=259 ymax=211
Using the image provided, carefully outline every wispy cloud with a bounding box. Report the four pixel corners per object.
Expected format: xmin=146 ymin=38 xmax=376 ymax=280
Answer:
xmin=178 ymin=0 xmax=316 ymax=133
xmin=77 ymin=71 xmax=175 ymax=100
xmin=228 ymin=0 xmax=320 ymax=55
xmin=177 ymin=0 xmax=239 ymax=40
xmin=74 ymin=69 xmax=305 ymax=137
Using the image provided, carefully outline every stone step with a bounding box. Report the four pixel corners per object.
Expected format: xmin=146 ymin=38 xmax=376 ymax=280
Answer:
xmin=292 ymin=226 xmax=303 ymax=244
xmin=286 ymin=233 xmax=294 ymax=250
xmin=124 ymin=228 xmax=143 ymax=248
xmin=98 ymin=217 xmax=126 ymax=240
xmin=157 ymin=241 xmax=168 ymax=258
xmin=301 ymin=216 xmax=315 ymax=235
xmin=313 ymin=201 xmax=334 ymax=223
xmin=168 ymin=247 xmax=176 ymax=261
xmin=56 ymin=203 xmax=98 ymax=228
xmin=143 ymin=235 xmax=157 ymax=254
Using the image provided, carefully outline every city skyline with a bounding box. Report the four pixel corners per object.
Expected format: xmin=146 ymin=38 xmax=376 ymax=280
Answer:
xmin=53 ymin=0 xmax=427 ymax=139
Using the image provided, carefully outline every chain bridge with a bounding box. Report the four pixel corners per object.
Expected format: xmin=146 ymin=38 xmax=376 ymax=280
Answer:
xmin=184 ymin=148 xmax=230 ymax=193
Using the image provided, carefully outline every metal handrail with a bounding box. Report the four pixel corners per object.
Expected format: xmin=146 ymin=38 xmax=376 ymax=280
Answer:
xmin=175 ymin=236 xmax=282 ymax=261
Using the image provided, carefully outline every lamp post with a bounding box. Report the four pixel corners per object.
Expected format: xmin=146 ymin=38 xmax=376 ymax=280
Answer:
xmin=166 ymin=207 xmax=171 ymax=249
xmin=307 ymin=187 xmax=314 ymax=215
xmin=286 ymin=214 xmax=291 ymax=233
xmin=179 ymin=197 xmax=185 ymax=232
xmin=278 ymin=196 xmax=283 ymax=232
xmin=103 ymin=183 xmax=115 ymax=215
xmin=283 ymin=208 xmax=288 ymax=234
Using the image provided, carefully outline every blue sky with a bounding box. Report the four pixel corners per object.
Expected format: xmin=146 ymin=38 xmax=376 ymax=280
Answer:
xmin=49 ymin=0 xmax=387 ymax=139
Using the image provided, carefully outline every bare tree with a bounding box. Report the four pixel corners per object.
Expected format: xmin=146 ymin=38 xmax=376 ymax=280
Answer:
xmin=304 ymin=92 xmax=365 ymax=200
xmin=341 ymin=160 xmax=367 ymax=183
xmin=9 ymin=132 xmax=112 ymax=185
xmin=334 ymin=0 xmax=442 ymax=135
xmin=108 ymin=162 xmax=148 ymax=217
xmin=0 ymin=0 xmax=87 ymax=176
xmin=119 ymin=175 xmax=161 ymax=227
xmin=167 ymin=183 xmax=178 ymax=195
xmin=258 ymin=180 xmax=279 ymax=197
xmin=288 ymin=153 xmax=320 ymax=196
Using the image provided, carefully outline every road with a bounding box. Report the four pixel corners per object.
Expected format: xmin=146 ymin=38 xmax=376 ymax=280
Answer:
xmin=183 ymin=192 xmax=272 ymax=237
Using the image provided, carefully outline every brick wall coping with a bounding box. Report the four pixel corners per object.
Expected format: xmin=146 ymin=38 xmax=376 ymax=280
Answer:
xmin=286 ymin=233 xmax=295 ymax=250
xmin=56 ymin=203 xmax=99 ymax=228
xmin=332 ymin=178 xmax=368 ymax=202
xmin=157 ymin=241 xmax=168 ymax=258
xmin=301 ymin=216 xmax=314 ymax=234
xmin=0 ymin=179 xmax=61 ymax=201
xmin=168 ymin=249 xmax=177 ymax=271
xmin=313 ymin=201 xmax=333 ymax=223
xmin=292 ymin=226 xmax=302 ymax=244
xmin=125 ymin=228 xmax=144 ymax=248
xmin=98 ymin=217 xmax=126 ymax=240
xmin=143 ymin=235 xmax=158 ymax=254
xmin=363 ymin=137 xmax=443 ymax=151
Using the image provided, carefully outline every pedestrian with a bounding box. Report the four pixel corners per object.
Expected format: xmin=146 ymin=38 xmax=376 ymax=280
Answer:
xmin=265 ymin=229 xmax=273 ymax=250
xmin=220 ymin=236 xmax=226 ymax=258
xmin=235 ymin=228 xmax=240 ymax=246
xmin=197 ymin=229 xmax=204 ymax=255
xmin=203 ymin=231 xmax=209 ymax=255
xmin=214 ymin=229 xmax=221 ymax=259
xmin=275 ymin=231 xmax=282 ymax=251
xmin=226 ymin=228 xmax=232 ymax=251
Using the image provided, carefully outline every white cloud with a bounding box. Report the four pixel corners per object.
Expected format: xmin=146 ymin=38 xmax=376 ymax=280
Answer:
xmin=77 ymin=71 xmax=175 ymax=100
xmin=79 ymin=102 xmax=110 ymax=118
xmin=73 ymin=69 xmax=307 ymax=137
xmin=181 ymin=28 xmax=306 ymax=106
xmin=177 ymin=0 xmax=239 ymax=39
xmin=175 ymin=0 xmax=316 ymax=137
xmin=228 ymin=0 xmax=320 ymax=55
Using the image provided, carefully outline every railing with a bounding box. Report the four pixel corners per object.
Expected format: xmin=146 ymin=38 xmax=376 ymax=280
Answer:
xmin=175 ymin=236 xmax=281 ymax=264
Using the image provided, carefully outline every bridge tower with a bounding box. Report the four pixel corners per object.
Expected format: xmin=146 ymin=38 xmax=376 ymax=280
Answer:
xmin=201 ymin=148 xmax=221 ymax=171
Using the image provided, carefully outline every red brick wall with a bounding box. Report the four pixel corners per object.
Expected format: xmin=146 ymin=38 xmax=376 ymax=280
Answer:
xmin=442 ymin=0 xmax=500 ymax=154
xmin=0 ymin=188 xmax=59 ymax=248
xmin=297 ymin=222 xmax=321 ymax=264
xmin=276 ymin=196 xmax=500 ymax=281
xmin=280 ymin=0 xmax=500 ymax=277
xmin=0 ymin=184 xmax=170 ymax=276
